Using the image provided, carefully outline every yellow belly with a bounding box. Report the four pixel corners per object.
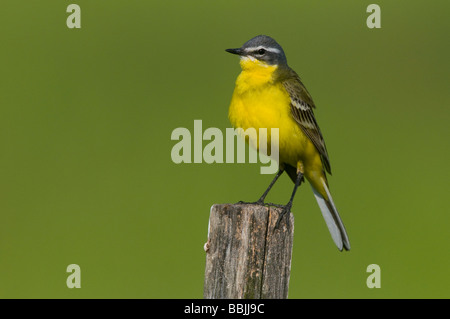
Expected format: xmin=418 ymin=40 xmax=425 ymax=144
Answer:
xmin=228 ymin=63 xmax=326 ymax=196
xmin=229 ymin=77 xmax=316 ymax=167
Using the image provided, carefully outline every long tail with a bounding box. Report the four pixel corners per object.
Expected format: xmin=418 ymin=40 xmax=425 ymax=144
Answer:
xmin=311 ymin=179 xmax=350 ymax=251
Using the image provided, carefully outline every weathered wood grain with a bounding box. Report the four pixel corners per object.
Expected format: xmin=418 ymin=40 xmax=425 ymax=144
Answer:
xmin=204 ymin=203 xmax=294 ymax=299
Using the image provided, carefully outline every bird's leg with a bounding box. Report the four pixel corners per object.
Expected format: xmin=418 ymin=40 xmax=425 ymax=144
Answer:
xmin=275 ymin=170 xmax=304 ymax=230
xmin=256 ymin=169 xmax=284 ymax=205
xmin=237 ymin=169 xmax=284 ymax=206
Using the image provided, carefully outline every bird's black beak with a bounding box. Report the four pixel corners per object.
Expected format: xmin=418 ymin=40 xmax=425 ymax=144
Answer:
xmin=225 ymin=48 xmax=243 ymax=55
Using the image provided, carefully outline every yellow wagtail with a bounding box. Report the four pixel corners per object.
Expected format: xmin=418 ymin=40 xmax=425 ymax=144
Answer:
xmin=226 ymin=35 xmax=350 ymax=251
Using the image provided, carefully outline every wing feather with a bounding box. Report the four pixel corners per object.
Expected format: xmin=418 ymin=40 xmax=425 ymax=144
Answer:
xmin=282 ymin=69 xmax=332 ymax=174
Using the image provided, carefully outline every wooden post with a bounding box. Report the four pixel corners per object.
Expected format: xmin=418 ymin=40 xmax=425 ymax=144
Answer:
xmin=203 ymin=203 xmax=294 ymax=299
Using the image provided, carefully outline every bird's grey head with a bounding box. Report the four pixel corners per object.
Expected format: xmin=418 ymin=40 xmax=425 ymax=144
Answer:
xmin=226 ymin=35 xmax=287 ymax=66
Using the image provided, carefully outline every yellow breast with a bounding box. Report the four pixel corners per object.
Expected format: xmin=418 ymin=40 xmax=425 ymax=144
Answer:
xmin=228 ymin=57 xmax=329 ymax=197
xmin=228 ymin=58 xmax=311 ymax=167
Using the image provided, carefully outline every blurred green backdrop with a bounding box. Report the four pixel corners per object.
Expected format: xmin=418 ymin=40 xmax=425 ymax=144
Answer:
xmin=0 ymin=1 xmax=448 ymax=298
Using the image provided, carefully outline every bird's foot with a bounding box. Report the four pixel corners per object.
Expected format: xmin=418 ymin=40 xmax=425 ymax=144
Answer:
xmin=263 ymin=202 xmax=285 ymax=208
xmin=236 ymin=200 xmax=285 ymax=207
xmin=274 ymin=203 xmax=292 ymax=231
xmin=236 ymin=199 xmax=265 ymax=206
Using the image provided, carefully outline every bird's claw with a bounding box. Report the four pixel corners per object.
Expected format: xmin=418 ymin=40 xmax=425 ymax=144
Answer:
xmin=274 ymin=203 xmax=292 ymax=230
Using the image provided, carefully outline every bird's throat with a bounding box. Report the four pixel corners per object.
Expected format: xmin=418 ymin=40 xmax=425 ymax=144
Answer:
xmin=237 ymin=58 xmax=278 ymax=92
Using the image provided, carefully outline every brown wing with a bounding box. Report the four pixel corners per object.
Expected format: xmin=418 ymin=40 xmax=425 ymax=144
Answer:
xmin=282 ymin=68 xmax=332 ymax=174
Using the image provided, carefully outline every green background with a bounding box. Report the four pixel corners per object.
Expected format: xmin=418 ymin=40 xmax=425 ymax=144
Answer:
xmin=0 ymin=1 xmax=448 ymax=298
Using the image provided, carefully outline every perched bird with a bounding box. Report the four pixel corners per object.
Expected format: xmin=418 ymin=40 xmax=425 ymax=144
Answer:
xmin=226 ymin=35 xmax=350 ymax=251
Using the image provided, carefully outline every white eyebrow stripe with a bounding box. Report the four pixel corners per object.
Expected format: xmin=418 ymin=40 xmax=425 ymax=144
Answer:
xmin=244 ymin=46 xmax=281 ymax=54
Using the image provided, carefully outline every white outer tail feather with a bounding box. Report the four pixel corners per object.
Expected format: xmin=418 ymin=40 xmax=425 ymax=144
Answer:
xmin=311 ymin=179 xmax=350 ymax=251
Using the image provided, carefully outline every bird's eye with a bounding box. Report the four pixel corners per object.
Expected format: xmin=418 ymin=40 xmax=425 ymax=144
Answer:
xmin=257 ymin=48 xmax=266 ymax=55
